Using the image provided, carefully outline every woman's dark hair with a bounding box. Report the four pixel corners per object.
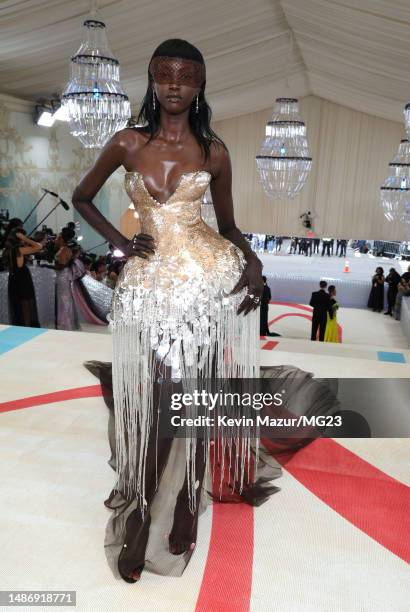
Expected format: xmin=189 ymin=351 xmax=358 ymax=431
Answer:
xmin=328 ymin=285 xmax=336 ymax=294
xmin=137 ymin=38 xmax=227 ymax=161
xmin=4 ymin=227 xmax=21 ymax=249
xmin=109 ymin=260 xmax=124 ymax=275
xmin=3 ymin=224 xmax=24 ymax=272
xmin=92 ymin=257 xmax=107 ymax=273
xmin=82 ymin=255 xmax=93 ymax=267
xmin=1 ymin=218 xmax=23 ymax=249
xmin=61 ymin=227 xmax=75 ymax=243
xmin=376 ymin=267 xmax=384 ymax=275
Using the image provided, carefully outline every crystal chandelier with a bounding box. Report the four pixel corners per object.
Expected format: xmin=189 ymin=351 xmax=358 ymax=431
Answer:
xmin=404 ymin=103 xmax=410 ymax=138
xmin=380 ymin=138 xmax=410 ymax=225
xmin=255 ymin=97 xmax=312 ymax=199
xmin=62 ymin=19 xmax=131 ymax=149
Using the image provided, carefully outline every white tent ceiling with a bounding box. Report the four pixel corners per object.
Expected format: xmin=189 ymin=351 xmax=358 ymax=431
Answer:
xmin=0 ymin=0 xmax=409 ymax=122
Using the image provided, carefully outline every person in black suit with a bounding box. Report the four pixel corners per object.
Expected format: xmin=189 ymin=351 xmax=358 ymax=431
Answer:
xmin=321 ymin=239 xmax=331 ymax=257
xmin=335 ymin=239 xmax=341 ymax=256
xmin=289 ymin=237 xmax=298 ymax=254
xmin=260 ymin=275 xmax=280 ymax=336
xmin=384 ymin=267 xmax=401 ymax=315
xmin=309 ymin=280 xmax=333 ymax=341
xmin=339 ymin=239 xmax=347 ymax=257
xmin=260 ymin=275 xmax=271 ymax=335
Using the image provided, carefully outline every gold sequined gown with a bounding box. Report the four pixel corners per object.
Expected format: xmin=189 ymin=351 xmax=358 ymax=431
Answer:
xmin=91 ymin=169 xmax=267 ymax=578
xmin=83 ymin=169 xmax=342 ymax=580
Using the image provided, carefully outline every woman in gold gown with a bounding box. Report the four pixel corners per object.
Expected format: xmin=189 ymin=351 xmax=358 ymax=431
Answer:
xmin=72 ymin=39 xmax=340 ymax=583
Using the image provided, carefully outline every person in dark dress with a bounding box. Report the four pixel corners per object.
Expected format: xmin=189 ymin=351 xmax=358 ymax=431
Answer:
xmin=367 ymin=267 xmax=384 ymax=312
xmin=4 ymin=228 xmax=43 ymax=327
xmin=384 ymin=268 xmax=401 ymax=316
xmin=309 ymin=280 xmax=333 ymax=341
xmin=260 ymin=275 xmax=274 ymax=335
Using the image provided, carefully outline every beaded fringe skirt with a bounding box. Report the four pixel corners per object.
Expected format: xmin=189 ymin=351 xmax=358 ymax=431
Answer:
xmin=108 ymin=275 xmax=260 ymax=518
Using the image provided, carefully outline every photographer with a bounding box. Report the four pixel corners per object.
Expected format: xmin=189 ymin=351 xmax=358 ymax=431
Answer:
xmin=4 ymin=226 xmax=44 ymax=327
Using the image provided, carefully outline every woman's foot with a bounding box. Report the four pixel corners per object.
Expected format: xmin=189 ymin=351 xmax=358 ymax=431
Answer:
xmin=118 ymin=510 xmax=151 ymax=582
xmin=118 ymin=539 xmax=145 ymax=582
xmin=118 ymin=543 xmax=144 ymax=582
xmin=119 ymin=561 xmax=143 ymax=583
xmin=169 ymin=493 xmax=199 ymax=555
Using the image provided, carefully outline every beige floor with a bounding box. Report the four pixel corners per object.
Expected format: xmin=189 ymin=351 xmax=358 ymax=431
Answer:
xmin=83 ymin=302 xmax=409 ymax=348
xmin=0 ymin=314 xmax=409 ymax=611
xmin=266 ymin=303 xmax=408 ymax=349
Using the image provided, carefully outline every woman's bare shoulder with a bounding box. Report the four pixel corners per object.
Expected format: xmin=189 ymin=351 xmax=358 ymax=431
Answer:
xmin=209 ymin=137 xmax=228 ymax=157
xmin=113 ymin=126 xmax=150 ymax=150
xmin=208 ymin=138 xmax=230 ymax=177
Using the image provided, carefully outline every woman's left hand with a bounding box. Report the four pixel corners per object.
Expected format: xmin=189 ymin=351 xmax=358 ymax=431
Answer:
xmin=230 ymin=258 xmax=264 ymax=315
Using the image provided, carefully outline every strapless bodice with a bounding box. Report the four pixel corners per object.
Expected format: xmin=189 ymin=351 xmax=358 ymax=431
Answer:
xmin=126 ymin=169 xmax=211 ymax=209
xmin=118 ymin=170 xmax=246 ymax=292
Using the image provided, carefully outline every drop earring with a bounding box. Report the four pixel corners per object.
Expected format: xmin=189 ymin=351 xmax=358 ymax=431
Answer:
xmin=196 ymin=94 xmax=199 ymax=114
xmin=152 ymin=90 xmax=156 ymax=110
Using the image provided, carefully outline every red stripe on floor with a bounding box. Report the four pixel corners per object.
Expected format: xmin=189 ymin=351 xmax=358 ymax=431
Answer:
xmin=1 ymin=384 xmax=255 ymax=612
xmin=270 ymin=301 xmax=313 ymax=313
xmin=268 ymin=312 xmax=343 ymax=342
xmin=269 ymin=312 xmax=312 ymax=326
xmin=3 ymin=384 xmax=409 ymax=612
xmin=195 ymin=495 xmax=254 ymax=612
xmin=0 ymin=385 xmax=102 ymax=413
xmin=262 ymin=340 xmax=279 ymax=350
xmin=263 ymin=437 xmax=410 ymax=564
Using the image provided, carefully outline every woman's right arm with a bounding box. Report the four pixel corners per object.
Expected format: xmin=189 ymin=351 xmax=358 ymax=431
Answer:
xmin=72 ymin=130 xmax=155 ymax=260
xmin=72 ymin=132 xmax=129 ymax=251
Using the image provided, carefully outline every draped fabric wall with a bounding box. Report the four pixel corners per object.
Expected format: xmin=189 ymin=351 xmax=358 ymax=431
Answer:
xmin=1 ymin=93 xmax=406 ymax=243
xmin=214 ymin=95 xmax=405 ymax=240
xmin=0 ymin=95 xmax=129 ymax=255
